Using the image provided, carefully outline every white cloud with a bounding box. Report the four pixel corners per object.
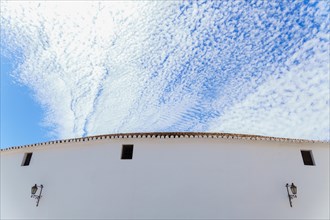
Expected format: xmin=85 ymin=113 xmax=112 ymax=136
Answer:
xmin=1 ymin=1 xmax=170 ymax=138
xmin=1 ymin=1 xmax=329 ymax=140
xmin=209 ymin=31 xmax=330 ymax=141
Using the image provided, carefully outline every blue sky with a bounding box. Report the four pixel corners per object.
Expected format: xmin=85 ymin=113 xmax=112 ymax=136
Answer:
xmin=1 ymin=55 xmax=49 ymax=147
xmin=0 ymin=1 xmax=329 ymax=148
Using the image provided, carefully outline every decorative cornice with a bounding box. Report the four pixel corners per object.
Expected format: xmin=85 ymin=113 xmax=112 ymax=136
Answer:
xmin=0 ymin=132 xmax=328 ymax=152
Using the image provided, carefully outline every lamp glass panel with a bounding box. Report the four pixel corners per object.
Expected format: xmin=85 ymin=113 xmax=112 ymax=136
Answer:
xmin=31 ymin=185 xmax=38 ymax=195
xmin=290 ymin=184 xmax=297 ymax=195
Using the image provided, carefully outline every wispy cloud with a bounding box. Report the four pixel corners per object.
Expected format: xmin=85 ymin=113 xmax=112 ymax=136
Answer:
xmin=1 ymin=1 xmax=329 ymax=140
xmin=209 ymin=30 xmax=330 ymax=140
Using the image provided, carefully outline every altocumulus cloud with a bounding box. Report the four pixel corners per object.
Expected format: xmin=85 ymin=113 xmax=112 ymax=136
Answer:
xmin=1 ymin=1 xmax=329 ymax=141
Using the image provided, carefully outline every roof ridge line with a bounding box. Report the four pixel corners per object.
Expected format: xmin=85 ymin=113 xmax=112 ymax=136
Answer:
xmin=1 ymin=132 xmax=327 ymax=152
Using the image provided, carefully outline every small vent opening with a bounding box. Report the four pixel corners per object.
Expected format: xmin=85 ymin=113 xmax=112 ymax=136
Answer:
xmin=22 ymin=153 xmax=33 ymax=166
xmin=301 ymin=150 xmax=315 ymax=166
xmin=121 ymin=145 xmax=133 ymax=160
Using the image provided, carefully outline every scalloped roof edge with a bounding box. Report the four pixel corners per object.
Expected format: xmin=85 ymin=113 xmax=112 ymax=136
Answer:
xmin=1 ymin=132 xmax=328 ymax=152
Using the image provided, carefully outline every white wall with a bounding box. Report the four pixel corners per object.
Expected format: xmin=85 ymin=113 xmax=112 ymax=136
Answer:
xmin=1 ymin=137 xmax=329 ymax=219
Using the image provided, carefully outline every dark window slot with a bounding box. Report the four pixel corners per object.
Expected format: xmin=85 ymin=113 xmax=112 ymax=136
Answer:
xmin=301 ymin=150 xmax=315 ymax=166
xmin=22 ymin=153 xmax=33 ymax=166
xmin=121 ymin=145 xmax=133 ymax=159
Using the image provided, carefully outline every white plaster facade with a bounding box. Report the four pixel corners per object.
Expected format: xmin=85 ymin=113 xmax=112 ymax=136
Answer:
xmin=1 ymin=133 xmax=329 ymax=219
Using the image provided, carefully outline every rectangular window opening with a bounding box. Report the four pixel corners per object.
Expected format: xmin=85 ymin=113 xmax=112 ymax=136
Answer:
xmin=121 ymin=145 xmax=133 ymax=160
xmin=301 ymin=150 xmax=315 ymax=166
xmin=21 ymin=153 xmax=33 ymax=166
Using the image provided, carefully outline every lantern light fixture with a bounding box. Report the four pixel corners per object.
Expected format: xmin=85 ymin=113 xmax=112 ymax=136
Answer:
xmin=31 ymin=184 xmax=43 ymax=207
xmin=286 ymin=183 xmax=297 ymax=207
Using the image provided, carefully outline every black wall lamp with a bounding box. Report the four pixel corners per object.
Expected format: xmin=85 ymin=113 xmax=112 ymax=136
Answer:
xmin=286 ymin=183 xmax=297 ymax=207
xmin=31 ymin=184 xmax=43 ymax=207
